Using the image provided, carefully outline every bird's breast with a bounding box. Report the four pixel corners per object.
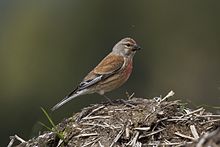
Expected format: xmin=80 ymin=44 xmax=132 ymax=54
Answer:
xmin=123 ymin=59 xmax=133 ymax=80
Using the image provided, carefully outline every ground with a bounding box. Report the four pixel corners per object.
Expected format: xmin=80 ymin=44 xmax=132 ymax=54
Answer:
xmin=9 ymin=91 xmax=220 ymax=147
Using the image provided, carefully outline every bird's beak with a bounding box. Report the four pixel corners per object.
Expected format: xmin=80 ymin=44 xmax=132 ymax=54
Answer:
xmin=132 ymin=44 xmax=141 ymax=51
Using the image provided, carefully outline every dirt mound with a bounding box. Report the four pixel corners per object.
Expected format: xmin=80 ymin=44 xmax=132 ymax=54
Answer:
xmin=12 ymin=92 xmax=220 ymax=146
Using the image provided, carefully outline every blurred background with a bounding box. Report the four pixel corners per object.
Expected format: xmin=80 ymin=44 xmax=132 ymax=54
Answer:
xmin=1 ymin=1 xmax=220 ymax=146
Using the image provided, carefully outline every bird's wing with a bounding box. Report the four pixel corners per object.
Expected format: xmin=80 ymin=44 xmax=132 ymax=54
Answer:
xmin=93 ymin=53 xmax=125 ymax=75
xmin=78 ymin=53 xmax=124 ymax=90
xmin=64 ymin=53 xmax=124 ymax=99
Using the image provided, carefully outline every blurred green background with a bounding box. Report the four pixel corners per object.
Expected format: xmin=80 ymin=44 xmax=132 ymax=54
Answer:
xmin=1 ymin=1 xmax=220 ymax=146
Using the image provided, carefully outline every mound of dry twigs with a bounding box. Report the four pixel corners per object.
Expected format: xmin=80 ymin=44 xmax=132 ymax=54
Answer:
xmin=11 ymin=91 xmax=220 ymax=147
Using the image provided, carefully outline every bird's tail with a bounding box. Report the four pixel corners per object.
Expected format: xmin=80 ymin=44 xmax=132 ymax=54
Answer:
xmin=51 ymin=90 xmax=86 ymax=111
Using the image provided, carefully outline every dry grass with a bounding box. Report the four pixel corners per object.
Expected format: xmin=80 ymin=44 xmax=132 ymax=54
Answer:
xmin=12 ymin=91 xmax=220 ymax=147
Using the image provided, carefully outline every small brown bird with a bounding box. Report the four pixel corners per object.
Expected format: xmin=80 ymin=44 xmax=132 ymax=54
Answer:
xmin=51 ymin=37 xmax=141 ymax=111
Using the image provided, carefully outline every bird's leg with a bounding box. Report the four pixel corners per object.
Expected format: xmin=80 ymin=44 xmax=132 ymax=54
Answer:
xmin=103 ymin=94 xmax=114 ymax=105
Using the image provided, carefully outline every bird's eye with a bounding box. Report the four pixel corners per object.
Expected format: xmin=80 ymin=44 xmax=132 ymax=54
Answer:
xmin=125 ymin=43 xmax=131 ymax=47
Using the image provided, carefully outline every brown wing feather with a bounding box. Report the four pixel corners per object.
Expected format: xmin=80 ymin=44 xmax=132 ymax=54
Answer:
xmin=83 ymin=53 xmax=124 ymax=81
xmin=94 ymin=53 xmax=124 ymax=74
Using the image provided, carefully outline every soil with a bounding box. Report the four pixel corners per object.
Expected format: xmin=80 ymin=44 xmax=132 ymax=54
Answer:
xmin=11 ymin=93 xmax=220 ymax=147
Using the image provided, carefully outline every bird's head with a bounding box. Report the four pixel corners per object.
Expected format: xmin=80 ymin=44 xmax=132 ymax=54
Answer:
xmin=112 ymin=37 xmax=141 ymax=57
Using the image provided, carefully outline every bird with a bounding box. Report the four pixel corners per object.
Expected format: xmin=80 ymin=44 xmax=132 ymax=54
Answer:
xmin=51 ymin=37 xmax=141 ymax=111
